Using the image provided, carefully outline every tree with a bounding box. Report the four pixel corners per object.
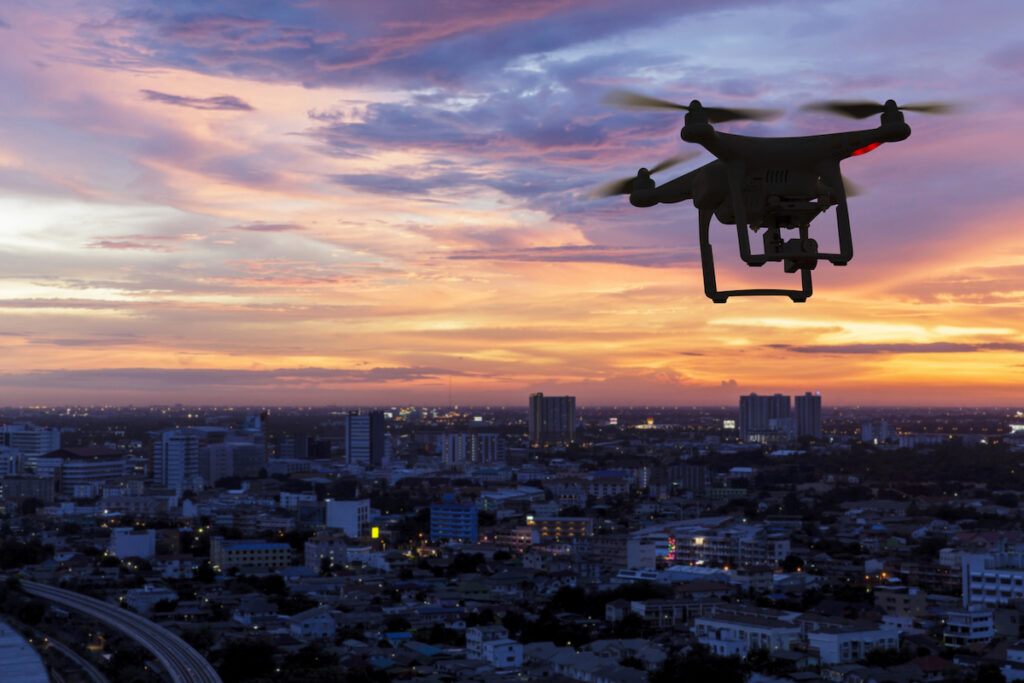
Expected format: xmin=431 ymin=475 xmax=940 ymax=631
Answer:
xmin=214 ymin=638 xmax=277 ymax=683
xmin=649 ymin=644 xmax=748 ymax=683
xmin=194 ymin=561 xmax=216 ymax=583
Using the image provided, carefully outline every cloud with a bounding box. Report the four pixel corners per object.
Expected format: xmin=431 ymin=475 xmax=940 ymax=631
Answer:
xmin=230 ymin=223 xmax=306 ymax=232
xmin=87 ymin=233 xmax=205 ymax=252
xmin=773 ymin=342 xmax=1024 ymax=354
xmin=447 ymin=244 xmax=697 ymax=267
xmin=988 ymin=41 xmax=1024 ymax=71
xmin=141 ymin=88 xmax=254 ymax=110
xmin=894 ymin=265 xmax=1024 ymax=304
xmin=0 ymin=366 xmax=477 ymax=391
xmin=29 ymin=337 xmax=141 ymax=347
xmin=0 ymin=17 xmax=9 ymax=29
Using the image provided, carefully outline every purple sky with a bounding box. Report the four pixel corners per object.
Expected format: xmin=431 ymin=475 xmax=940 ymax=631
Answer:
xmin=1 ymin=0 xmax=1023 ymax=406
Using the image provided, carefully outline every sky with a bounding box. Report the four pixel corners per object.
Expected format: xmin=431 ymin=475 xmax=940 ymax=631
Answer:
xmin=1 ymin=0 xmax=1023 ymax=407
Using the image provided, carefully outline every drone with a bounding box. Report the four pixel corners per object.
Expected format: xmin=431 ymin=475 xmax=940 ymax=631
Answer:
xmin=595 ymin=90 xmax=952 ymax=302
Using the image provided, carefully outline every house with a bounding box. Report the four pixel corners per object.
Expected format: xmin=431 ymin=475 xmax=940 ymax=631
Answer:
xmin=289 ymin=606 xmax=336 ymax=640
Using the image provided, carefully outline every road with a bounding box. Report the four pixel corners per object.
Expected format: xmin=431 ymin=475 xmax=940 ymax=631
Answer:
xmin=22 ymin=580 xmax=221 ymax=683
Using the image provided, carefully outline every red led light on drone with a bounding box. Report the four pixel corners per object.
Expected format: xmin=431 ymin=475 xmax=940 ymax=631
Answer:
xmin=852 ymin=142 xmax=882 ymax=156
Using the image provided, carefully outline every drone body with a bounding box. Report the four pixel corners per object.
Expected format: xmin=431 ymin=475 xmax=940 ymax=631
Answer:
xmin=599 ymin=93 xmax=946 ymax=302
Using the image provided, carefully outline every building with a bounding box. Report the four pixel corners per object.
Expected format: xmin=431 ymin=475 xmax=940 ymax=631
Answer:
xmin=794 ymin=392 xmax=823 ymax=439
xmin=201 ymin=441 xmax=264 ymax=483
xmin=304 ymin=532 xmax=350 ymax=572
xmin=802 ymin=616 xmax=900 ymax=664
xmin=962 ymin=552 xmax=1024 ymax=606
xmin=152 ymin=430 xmax=201 ymax=490
xmin=431 ymin=499 xmax=479 ymax=543
xmin=109 ymin=527 xmax=156 ymax=559
xmin=325 ymin=499 xmax=370 ymax=538
xmin=738 ymin=394 xmax=791 ymax=442
xmin=0 ymin=447 xmax=22 ymax=479
xmin=1 ymin=475 xmax=55 ymax=503
xmin=345 ymin=411 xmax=385 ymax=466
xmin=944 ymin=604 xmax=995 ymax=649
xmin=694 ymin=608 xmax=801 ymax=657
xmin=531 ymin=517 xmax=593 ymax=542
xmin=33 ymin=447 xmax=126 ymax=495
xmin=861 ymin=420 xmax=897 ymax=444
xmin=0 ymin=423 xmax=60 ymax=470
xmin=874 ymin=585 xmax=927 ymax=617
xmin=442 ymin=433 xmax=507 ymax=468
xmin=210 ymin=536 xmax=292 ymax=572
xmin=528 ymin=393 xmax=576 ymax=446
xmin=466 ymin=625 xmax=510 ymax=659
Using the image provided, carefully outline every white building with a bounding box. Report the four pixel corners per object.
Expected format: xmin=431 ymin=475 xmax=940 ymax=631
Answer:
xmin=110 ymin=527 xmax=156 ymax=559
xmin=482 ymin=638 xmax=523 ymax=671
xmin=325 ymin=499 xmax=370 ymax=538
xmin=152 ymin=430 xmax=200 ymax=490
xmin=0 ymin=423 xmax=60 ymax=470
xmin=466 ymin=625 xmax=510 ymax=659
xmin=289 ymin=606 xmax=336 ymax=640
xmin=803 ymin=620 xmax=900 ymax=664
xmin=694 ymin=609 xmax=801 ymax=657
xmin=962 ymin=552 xmax=1024 ymax=606
xmin=944 ymin=604 xmax=994 ymax=649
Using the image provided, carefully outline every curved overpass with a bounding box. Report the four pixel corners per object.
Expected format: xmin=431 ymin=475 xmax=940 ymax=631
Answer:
xmin=21 ymin=580 xmax=220 ymax=683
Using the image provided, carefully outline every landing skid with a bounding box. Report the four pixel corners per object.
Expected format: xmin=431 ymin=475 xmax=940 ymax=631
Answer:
xmin=698 ymin=209 xmax=813 ymax=303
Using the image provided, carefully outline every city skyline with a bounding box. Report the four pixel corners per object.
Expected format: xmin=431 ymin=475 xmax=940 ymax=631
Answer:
xmin=2 ymin=1 xmax=1024 ymax=407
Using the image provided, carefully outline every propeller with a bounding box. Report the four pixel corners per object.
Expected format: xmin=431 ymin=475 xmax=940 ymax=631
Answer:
xmin=590 ymin=153 xmax=697 ymax=198
xmin=802 ymin=99 xmax=957 ymax=119
xmin=603 ymin=88 xmax=782 ymax=123
xmin=841 ymin=175 xmax=864 ymax=197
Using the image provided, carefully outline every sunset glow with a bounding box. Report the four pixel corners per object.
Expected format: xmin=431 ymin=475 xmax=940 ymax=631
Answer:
xmin=1 ymin=0 xmax=1023 ymax=406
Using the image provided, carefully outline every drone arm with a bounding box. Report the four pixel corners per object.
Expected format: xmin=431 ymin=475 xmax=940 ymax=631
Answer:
xmin=630 ymin=170 xmax=695 ymax=207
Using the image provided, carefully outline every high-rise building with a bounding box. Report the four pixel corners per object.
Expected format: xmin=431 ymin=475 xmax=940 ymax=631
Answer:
xmin=152 ymin=430 xmax=201 ymax=491
xmin=861 ymin=420 xmax=896 ymax=444
xmin=528 ymin=393 xmax=576 ymax=446
xmin=430 ymin=497 xmax=479 ymax=543
xmin=1 ymin=423 xmax=60 ymax=471
xmin=345 ymin=411 xmax=385 ymax=467
xmin=442 ymin=433 xmax=507 ymax=468
xmin=795 ymin=392 xmax=823 ymax=439
xmin=738 ymin=394 xmax=791 ymax=442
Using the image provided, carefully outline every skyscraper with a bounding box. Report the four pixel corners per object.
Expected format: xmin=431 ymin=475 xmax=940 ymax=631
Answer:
xmin=795 ymin=392 xmax=823 ymax=439
xmin=442 ymin=433 xmax=507 ymax=468
xmin=345 ymin=411 xmax=385 ymax=466
xmin=152 ymin=430 xmax=201 ymax=491
xmin=528 ymin=393 xmax=576 ymax=446
xmin=738 ymin=393 xmax=791 ymax=442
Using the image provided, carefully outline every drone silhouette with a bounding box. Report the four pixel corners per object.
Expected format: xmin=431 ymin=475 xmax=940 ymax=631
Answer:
xmin=595 ymin=90 xmax=953 ymax=302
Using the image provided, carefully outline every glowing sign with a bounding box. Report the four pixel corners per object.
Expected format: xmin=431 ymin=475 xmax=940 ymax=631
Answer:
xmin=371 ymin=527 xmax=379 ymax=539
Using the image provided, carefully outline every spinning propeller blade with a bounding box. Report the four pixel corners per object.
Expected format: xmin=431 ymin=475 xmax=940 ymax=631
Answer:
xmin=590 ymin=152 xmax=698 ymax=198
xmin=802 ymin=99 xmax=958 ymax=119
xmin=842 ymin=174 xmax=864 ymax=197
xmin=603 ymin=88 xmax=782 ymax=123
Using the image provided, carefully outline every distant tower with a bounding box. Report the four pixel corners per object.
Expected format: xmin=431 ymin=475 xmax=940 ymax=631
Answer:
xmin=738 ymin=393 xmax=791 ymax=442
xmin=345 ymin=411 xmax=385 ymax=467
xmin=795 ymin=392 xmax=823 ymax=439
xmin=528 ymin=393 xmax=576 ymax=446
